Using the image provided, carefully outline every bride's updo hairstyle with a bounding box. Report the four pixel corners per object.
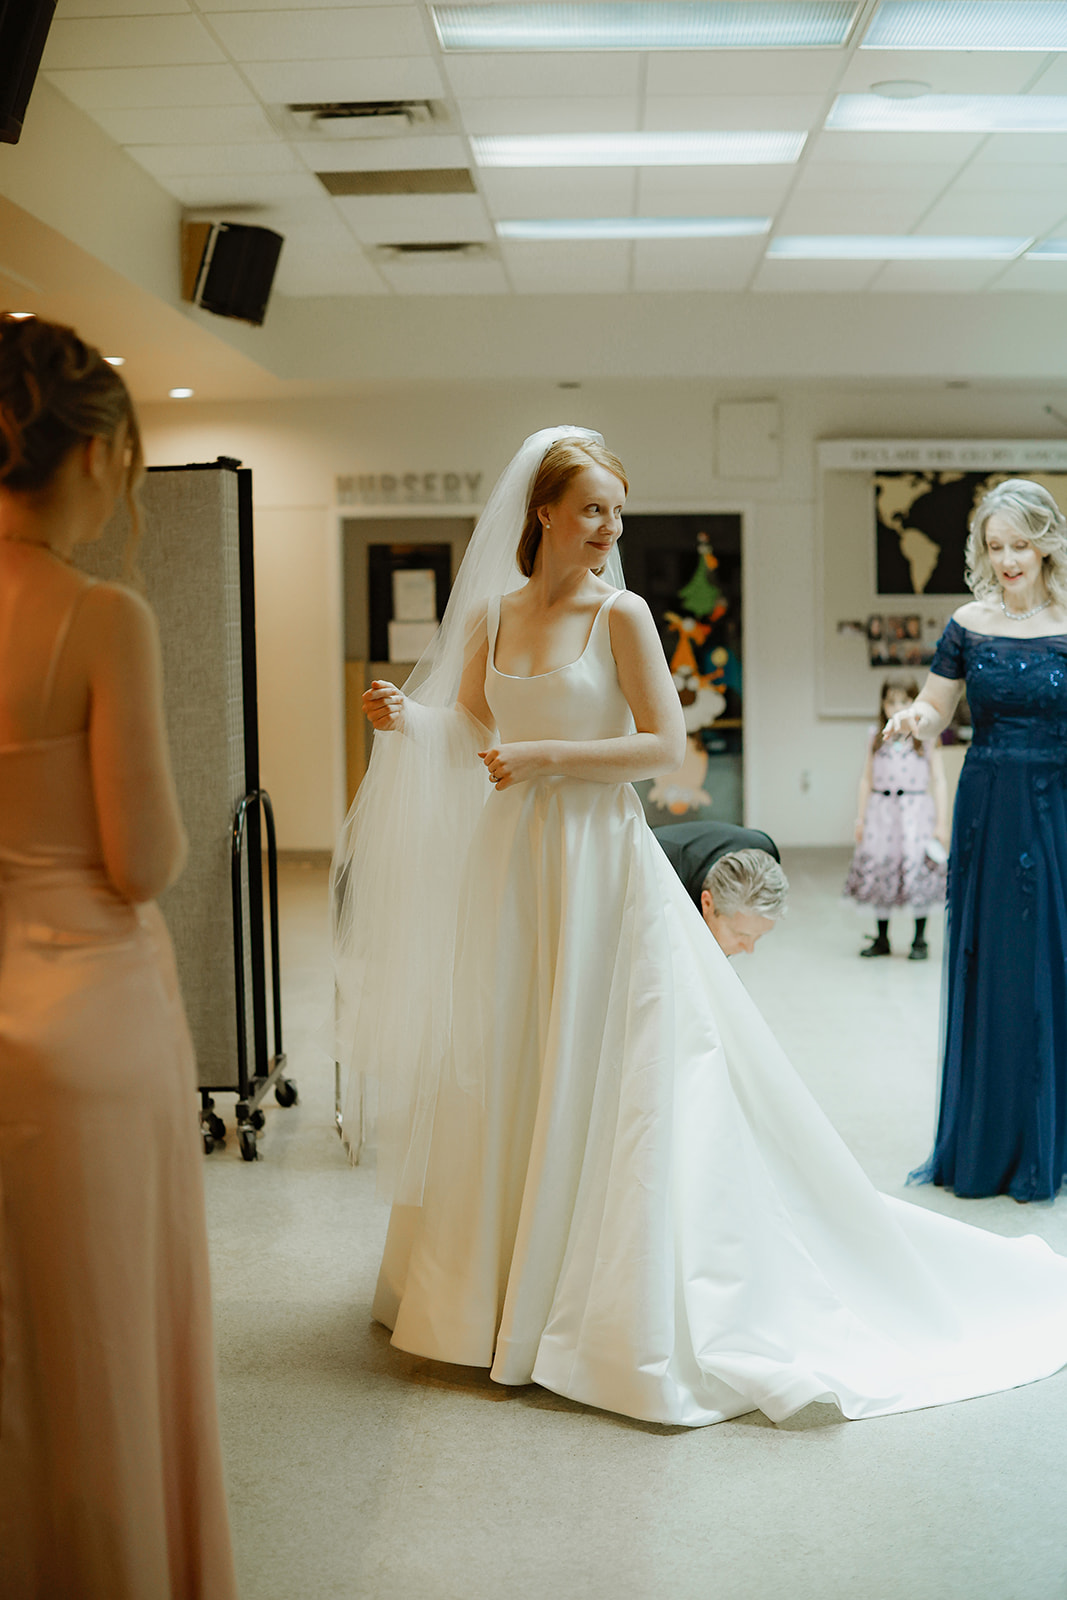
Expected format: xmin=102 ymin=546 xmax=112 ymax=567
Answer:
xmin=0 ymin=312 xmax=144 ymax=560
xmin=516 ymin=435 xmax=628 ymax=578
xmin=966 ymin=478 xmax=1067 ymax=612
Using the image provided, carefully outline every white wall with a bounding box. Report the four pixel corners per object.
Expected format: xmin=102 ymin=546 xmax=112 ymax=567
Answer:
xmin=140 ymin=378 xmax=1065 ymax=851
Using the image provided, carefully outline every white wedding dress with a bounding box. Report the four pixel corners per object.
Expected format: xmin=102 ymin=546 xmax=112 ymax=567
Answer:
xmin=370 ymin=589 xmax=1067 ymax=1427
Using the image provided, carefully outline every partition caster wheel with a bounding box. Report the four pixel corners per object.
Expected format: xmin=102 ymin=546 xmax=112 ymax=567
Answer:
xmin=250 ymin=1108 xmax=266 ymax=1131
xmin=206 ymin=1112 xmax=226 ymax=1141
xmin=275 ymin=1078 xmax=298 ymax=1108
xmin=203 ymin=1131 xmax=216 ymax=1155
xmin=238 ymin=1126 xmax=259 ymax=1162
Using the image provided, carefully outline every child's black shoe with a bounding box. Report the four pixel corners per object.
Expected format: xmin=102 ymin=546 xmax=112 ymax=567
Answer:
xmin=909 ymin=937 xmax=929 ymax=961
xmin=860 ymin=934 xmax=891 ymax=958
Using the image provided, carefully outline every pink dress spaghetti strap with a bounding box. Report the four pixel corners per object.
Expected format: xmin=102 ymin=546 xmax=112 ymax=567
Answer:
xmin=0 ymin=585 xmax=238 ymax=1598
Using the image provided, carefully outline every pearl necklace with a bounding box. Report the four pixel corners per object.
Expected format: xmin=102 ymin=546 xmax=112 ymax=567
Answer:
xmin=1000 ymin=595 xmax=1051 ymax=621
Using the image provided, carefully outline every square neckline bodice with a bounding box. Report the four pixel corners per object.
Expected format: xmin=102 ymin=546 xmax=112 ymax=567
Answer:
xmin=488 ymin=590 xmax=619 ymax=681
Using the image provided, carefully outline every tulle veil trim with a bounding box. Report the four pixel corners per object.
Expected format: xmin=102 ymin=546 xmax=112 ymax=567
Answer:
xmin=330 ymin=426 xmax=625 ymax=1204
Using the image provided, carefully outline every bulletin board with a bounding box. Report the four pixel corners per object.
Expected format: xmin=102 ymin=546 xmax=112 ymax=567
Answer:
xmin=817 ymin=438 xmax=1067 ymax=718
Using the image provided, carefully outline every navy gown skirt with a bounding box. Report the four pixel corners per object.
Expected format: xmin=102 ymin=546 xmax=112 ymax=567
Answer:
xmin=911 ymin=619 xmax=1067 ymax=1201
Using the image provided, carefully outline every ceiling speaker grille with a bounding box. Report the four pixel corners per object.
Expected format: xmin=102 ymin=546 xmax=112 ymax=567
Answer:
xmin=318 ymin=169 xmax=476 ymax=197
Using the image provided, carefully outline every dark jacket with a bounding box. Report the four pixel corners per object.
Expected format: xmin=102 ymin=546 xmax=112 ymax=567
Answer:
xmin=653 ymin=820 xmax=780 ymax=911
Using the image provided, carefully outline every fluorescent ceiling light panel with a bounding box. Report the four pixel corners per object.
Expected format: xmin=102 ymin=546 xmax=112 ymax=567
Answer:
xmin=1027 ymin=239 xmax=1067 ymax=257
xmin=768 ymin=235 xmax=1031 ymax=258
xmin=498 ymin=216 xmax=772 ymax=238
xmin=432 ymin=2 xmax=857 ymax=50
xmin=472 ymin=132 xmax=806 ymax=167
xmin=863 ymin=1 xmax=1067 ymax=51
xmin=828 ymin=93 xmax=1067 ymax=132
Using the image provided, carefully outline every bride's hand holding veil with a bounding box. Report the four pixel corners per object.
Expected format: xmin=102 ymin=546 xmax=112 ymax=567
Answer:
xmin=362 ymin=679 xmax=405 ymax=731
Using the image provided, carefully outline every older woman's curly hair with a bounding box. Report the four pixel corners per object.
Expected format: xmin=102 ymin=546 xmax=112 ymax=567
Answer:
xmin=965 ymin=478 xmax=1067 ymax=612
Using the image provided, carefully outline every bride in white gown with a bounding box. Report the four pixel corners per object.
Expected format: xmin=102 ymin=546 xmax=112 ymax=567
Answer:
xmin=332 ymin=427 xmax=1067 ymax=1428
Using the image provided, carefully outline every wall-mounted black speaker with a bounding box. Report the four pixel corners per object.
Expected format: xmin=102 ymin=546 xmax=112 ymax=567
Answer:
xmin=181 ymin=222 xmax=284 ymax=328
xmin=0 ymin=0 xmax=57 ymax=145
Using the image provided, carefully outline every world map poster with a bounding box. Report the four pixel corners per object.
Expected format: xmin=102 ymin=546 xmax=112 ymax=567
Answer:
xmin=874 ymin=471 xmax=1067 ymax=595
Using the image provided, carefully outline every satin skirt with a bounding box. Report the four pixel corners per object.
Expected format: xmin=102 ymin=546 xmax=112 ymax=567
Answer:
xmin=373 ymin=777 xmax=1067 ymax=1427
xmin=0 ymin=864 xmax=237 ymax=1599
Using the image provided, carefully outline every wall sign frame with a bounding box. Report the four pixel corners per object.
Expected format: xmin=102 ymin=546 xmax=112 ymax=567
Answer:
xmin=817 ymin=438 xmax=1067 ymax=719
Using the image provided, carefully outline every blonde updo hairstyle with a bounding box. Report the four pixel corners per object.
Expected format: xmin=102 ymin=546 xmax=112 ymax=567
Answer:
xmin=965 ymin=478 xmax=1067 ymax=613
xmin=516 ymin=435 xmax=628 ymax=578
xmin=0 ymin=312 xmax=144 ymax=568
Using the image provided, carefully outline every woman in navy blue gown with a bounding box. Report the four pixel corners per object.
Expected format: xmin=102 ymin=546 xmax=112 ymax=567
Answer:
xmin=888 ymin=478 xmax=1067 ymax=1202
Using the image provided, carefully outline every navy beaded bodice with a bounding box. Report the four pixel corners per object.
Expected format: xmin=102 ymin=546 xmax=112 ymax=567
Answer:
xmin=930 ymin=618 xmax=1067 ymax=758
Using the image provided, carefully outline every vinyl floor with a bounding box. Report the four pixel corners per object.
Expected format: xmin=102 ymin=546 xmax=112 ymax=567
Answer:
xmin=204 ymin=851 xmax=1067 ymax=1600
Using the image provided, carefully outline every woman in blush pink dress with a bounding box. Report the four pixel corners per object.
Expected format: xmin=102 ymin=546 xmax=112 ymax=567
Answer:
xmin=0 ymin=315 xmax=237 ymax=1599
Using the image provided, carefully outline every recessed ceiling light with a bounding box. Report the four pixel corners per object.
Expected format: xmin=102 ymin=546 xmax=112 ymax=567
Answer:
xmin=827 ymin=94 xmax=1067 ymax=132
xmin=863 ymin=1 xmax=1067 ymax=51
xmin=768 ymin=235 xmax=1031 ymax=259
xmin=870 ymin=79 xmax=931 ymax=98
xmin=498 ymin=216 xmax=772 ymax=239
xmin=1027 ymin=240 xmax=1067 ymax=258
xmin=169 ymin=387 xmax=195 ymax=399
xmin=433 ymin=2 xmax=859 ymax=51
xmin=7 ymin=311 xmax=35 ymax=320
xmin=472 ymin=132 xmax=806 ymax=167
xmin=104 ymin=356 xmax=125 ymax=367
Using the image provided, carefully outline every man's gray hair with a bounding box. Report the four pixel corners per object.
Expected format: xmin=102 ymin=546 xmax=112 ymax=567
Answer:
xmin=701 ymin=849 xmax=789 ymax=919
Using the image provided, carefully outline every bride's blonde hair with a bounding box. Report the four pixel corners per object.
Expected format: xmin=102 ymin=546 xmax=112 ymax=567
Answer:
xmin=516 ymin=436 xmax=628 ymax=578
xmin=966 ymin=478 xmax=1067 ymax=611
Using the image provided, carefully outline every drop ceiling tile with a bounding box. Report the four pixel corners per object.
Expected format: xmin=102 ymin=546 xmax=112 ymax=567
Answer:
xmin=274 ymin=252 xmax=391 ymax=296
xmin=989 ymin=258 xmax=1067 ymax=293
xmin=208 ymin=7 xmax=429 ymax=62
xmin=500 ymin=240 xmax=631 ymax=293
xmin=645 ymin=50 xmax=842 ymax=96
xmin=374 ymin=256 xmax=510 ymax=294
xmin=242 ymin=57 xmax=445 ymax=102
xmin=635 ymin=167 xmax=794 ymax=211
xmin=126 ymin=141 xmax=305 ymax=176
xmin=478 ymin=168 xmax=636 ymax=219
xmin=203 ymin=0 xmax=406 ymax=8
xmin=165 ymin=171 xmax=326 ymax=205
xmin=457 ymin=97 xmax=640 ymax=135
xmin=776 ymin=189 xmax=932 ymax=232
xmin=919 ymin=191 xmax=1064 ymax=238
xmin=41 ymin=15 xmax=225 ymax=68
xmin=442 ymin=53 xmax=642 ymax=100
xmin=978 ymin=133 xmax=1067 ymax=166
xmin=871 ymin=260 xmax=1007 ymax=293
xmin=642 ymin=96 xmax=826 ymax=133
xmin=840 ymin=49 xmax=1044 ymax=95
xmin=55 ymin=0 xmax=190 ymax=14
xmin=334 ymin=193 xmax=493 ymax=243
xmin=293 ymin=135 xmax=470 ymax=172
xmin=752 ymin=259 xmax=881 ymax=292
xmin=955 ymin=160 xmax=1067 ymax=193
xmin=807 ymin=131 xmax=984 ymax=165
xmin=44 ymin=64 xmax=255 ymax=110
xmin=793 ymin=160 xmax=959 ymax=194
xmin=632 ymin=236 xmax=765 ymax=291
xmin=1032 ymin=57 xmax=1067 ymax=94
xmin=93 ymin=104 xmax=279 ymax=144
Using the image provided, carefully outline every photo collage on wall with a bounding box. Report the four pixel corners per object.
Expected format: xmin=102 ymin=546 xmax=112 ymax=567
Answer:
xmin=621 ymin=514 xmax=743 ymax=827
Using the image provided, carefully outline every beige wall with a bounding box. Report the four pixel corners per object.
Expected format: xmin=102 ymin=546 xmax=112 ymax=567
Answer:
xmin=140 ymin=378 xmax=1059 ymax=851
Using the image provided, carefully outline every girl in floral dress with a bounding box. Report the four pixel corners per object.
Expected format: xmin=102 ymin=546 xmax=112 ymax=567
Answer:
xmin=844 ymin=678 xmax=950 ymax=959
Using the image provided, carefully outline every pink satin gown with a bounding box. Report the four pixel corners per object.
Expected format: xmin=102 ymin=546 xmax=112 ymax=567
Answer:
xmin=0 ymin=589 xmax=238 ymax=1598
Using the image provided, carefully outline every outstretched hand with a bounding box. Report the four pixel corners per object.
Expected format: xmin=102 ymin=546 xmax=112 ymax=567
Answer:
xmin=478 ymin=742 xmax=551 ymax=791
xmin=884 ymin=701 xmax=938 ymax=742
xmin=363 ymin=680 xmax=405 ymax=731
